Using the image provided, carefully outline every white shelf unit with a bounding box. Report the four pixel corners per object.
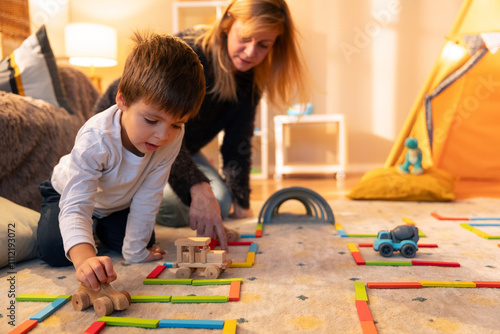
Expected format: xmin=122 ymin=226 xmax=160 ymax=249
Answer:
xmin=172 ymin=0 xmax=269 ymax=179
xmin=274 ymin=114 xmax=347 ymax=178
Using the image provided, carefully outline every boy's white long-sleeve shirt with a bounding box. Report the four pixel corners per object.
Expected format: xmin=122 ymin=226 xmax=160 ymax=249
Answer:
xmin=51 ymin=105 xmax=183 ymax=263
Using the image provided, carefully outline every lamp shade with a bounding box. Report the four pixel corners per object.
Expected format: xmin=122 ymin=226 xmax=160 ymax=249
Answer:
xmin=65 ymin=23 xmax=117 ymax=67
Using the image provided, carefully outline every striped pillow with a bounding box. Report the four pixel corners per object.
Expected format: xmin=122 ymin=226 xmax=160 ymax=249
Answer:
xmin=0 ymin=25 xmax=72 ymax=113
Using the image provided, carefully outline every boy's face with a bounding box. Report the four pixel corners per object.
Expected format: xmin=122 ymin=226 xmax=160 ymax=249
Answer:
xmin=116 ymin=91 xmax=189 ymax=156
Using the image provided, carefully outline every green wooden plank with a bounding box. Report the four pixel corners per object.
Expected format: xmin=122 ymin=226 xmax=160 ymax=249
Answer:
xmin=143 ymin=278 xmax=193 ymax=285
xmin=354 ymin=282 xmax=367 ymax=301
xmin=486 ymin=236 xmax=500 ymax=239
xmin=365 ymin=261 xmax=413 ymax=266
xmin=131 ymin=295 xmax=172 ymax=303
xmin=99 ymin=316 xmax=159 ymax=328
xmin=16 ymin=294 xmax=72 ymax=302
xmin=170 ymin=296 xmax=228 ymax=303
xmin=192 ymin=278 xmax=243 ymax=286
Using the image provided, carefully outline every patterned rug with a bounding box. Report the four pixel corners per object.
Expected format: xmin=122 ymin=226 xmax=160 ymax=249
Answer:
xmin=2 ymin=197 xmax=500 ymax=333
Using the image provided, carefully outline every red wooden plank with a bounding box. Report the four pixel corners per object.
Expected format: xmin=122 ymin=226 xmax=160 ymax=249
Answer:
xmin=358 ymin=243 xmax=438 ymax=248
xmin=351 ymin=252 xmax=365 ymax=265
xmin=431 ymin=212 xmax=469 ymax=221
xmin=473 ymin=281 xmax=500 ymax=288
xmin=255 ymin=229 xmax=262 ymax=237
xmin=8 ymin=319 xmax=38 ymax=334
xmin=84 ymin=321 xmax=106 ymax=334
xmin=360 ymin=320 xmax=378 ymax=334
xmin=355 ymin=300 xmax=373 ymax=322
xmin=146 ymin=265 xmax=166 ymax=279
xmin=412 ymin=260 xmax=460 ymax=267
xmin=228 ymin=280 xmax=241 ymax=301
xmin=367 ymin=282 xmax=422 ymax=289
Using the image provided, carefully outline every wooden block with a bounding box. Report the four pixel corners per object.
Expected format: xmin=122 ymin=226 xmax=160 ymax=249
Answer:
xmin=360 ymin=320 xmax=378 ymax=334
xmin=222 ymin=320 xmax=237 ymax=334
xmin=354 ymin=282 xmax=367 ymax=301
xmin=256 ymin=223 xmax=263 ymax=230
xmin=486 ymin=236 xmax=500 ymax=239
xmin=249 ymin=243 xmax=258 ymax=253
xmin=358 ymin=243 xmax=373 ymax=247
xmin=146 ymin=265 xmax=166 ymax=279
xmin=367 ymin=282 xmax=422 ymax=289
xmin=469 ymin=223 xmax=500 ymax=226
xmin=355 ymin=300 xmax=373 ymax=322
xmin=347 ymin=242 xmax=359 ymax=253
xmin=16 ymin=294 xmax=72 ymax=302
xmin=171 ymin=296 xmax=228 ymax=303
xmin=461 ymin=224 xmax=491 ymax=238
xmin=30 ymin=298 xmax=68 ymax=321
xmin=240 ymin=234 xmax=256 ymax=238
xmin=255 ymin=229 xmax=263 ymax=238
xmin=163 ymin=262 xmax=174 ymax=267
xmin=158 ymin=319 xmax=224 ymax=329
xmin=365 ymin=261 xmax=412 ymax=266
xmin=420 ymin=281 xmax=476 ymax=287
xmin=98 ymin=316 xmax=159 ymax=328
xmin=192 ymin=278 xmax=242 ymax=286
xmin=336 ymin=223 xmax=344 ymax=230
xmin=229 ymin=280 xmax=241 ymax=301
xmin=246 ymin=252 xmax=256 ymax=264
xmin=230 ymin=262 xmax=253 ymax=268
xmin=174 ymin=237 xmax=211 ymax=247
xmin=83 ymin=321 xmax=106 ymax=334
xmin=227 ymin=241 xmax=253 ymax=246
xmin=351 ymin=252 xmax=365 ymax=265
xmin=7 ymin=319 xmax=38 ymax=334
xmin=411 ymin=260 xmax=460 ymax=267
xmin=431 ymin=212 xmax=469 ymax=221
xmin=143 ymin=278 xmax=193 ymax=285
xmin=337 ymin=229 xmax=348 ymax=237
xmin=131 ymin=295 xmax=172 ymax=302
xmin=473 ymin=281 xmax=500 ymax=288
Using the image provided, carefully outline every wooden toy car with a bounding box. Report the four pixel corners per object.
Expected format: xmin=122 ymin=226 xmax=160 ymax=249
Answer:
xmin=72 ymin=283 xmax=131 ymax=317
xmin=173 ymin=237 xmax=232 ymax=279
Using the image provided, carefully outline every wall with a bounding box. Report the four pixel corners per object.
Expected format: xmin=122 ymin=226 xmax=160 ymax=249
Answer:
xmin=28 ymin=0 xmax=463 ymax=174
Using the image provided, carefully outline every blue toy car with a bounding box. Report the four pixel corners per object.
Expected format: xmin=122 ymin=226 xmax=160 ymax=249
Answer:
xmin=373 ymin=225 xmax=419 ymax=258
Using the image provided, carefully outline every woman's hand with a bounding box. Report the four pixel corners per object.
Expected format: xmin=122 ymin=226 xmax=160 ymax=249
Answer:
xmin=142 ymin=245 xmax=167 ymax=262
xmin=70 ymin=243 xmax=117 ymax=292
xmin=229 ymin=202 xmax=253 ymax=219
xmin=189 ymin=182 xmax=228 ymax=251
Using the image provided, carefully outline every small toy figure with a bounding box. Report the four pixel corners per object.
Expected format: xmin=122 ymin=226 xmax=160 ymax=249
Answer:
xmin=398 ymin=137 xmax=423 ymax=175
xmin=373 ymin=225 xmax=419 ymax=258
xmin=72 ymin=283 xmax=131 ymax=317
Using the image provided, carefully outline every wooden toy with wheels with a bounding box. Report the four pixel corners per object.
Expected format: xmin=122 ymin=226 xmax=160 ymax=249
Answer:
xmin=72 ymin=283 xmax=131 ymax=317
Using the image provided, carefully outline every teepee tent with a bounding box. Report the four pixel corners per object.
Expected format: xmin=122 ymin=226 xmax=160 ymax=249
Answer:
xmin=385 ymin=0 xmax=500 ymax=199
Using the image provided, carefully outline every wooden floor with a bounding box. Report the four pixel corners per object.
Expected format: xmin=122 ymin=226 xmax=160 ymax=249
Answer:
xmin=250 ymin=174 xmax=362 ymax=202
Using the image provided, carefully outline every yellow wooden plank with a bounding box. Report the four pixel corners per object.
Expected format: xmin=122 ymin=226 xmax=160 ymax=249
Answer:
xmin=347 ymin=242 xmax=359 ymax=253
xmin=420 ymin=281 xmax=476 ymax=287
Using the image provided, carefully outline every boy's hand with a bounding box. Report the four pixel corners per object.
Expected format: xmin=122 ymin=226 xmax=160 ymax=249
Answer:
xmin=75 ymin=256 xmax=117 ymax=292
xmin=189 ymin=182 xmax=228 ymax=251
xmin=142 ymin=245 xmax=167 ymax=262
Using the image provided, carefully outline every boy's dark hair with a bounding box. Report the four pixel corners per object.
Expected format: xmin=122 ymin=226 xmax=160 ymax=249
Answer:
xmin=119 ymin=31 xmax=205 ymax=119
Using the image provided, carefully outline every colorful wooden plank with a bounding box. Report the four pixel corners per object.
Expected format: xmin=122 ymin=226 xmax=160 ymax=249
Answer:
xmin=411 ymin=260 xmax=461 ymax=267
xmin=351 ymin=252 xmax=365 ymax=265
xmin=170 ymin=296 xmax=228 ymax=303
xmin=8 ymin=319 xmax=38 ymax=334
xmin=355 ymin=300 xmax=373 ymax=322
xmin=146 ymin=265 xmax=166 ymax=279
xmin=192 ymin=278 xmax=242 ymax=286
xmin=30 ymin=298 xmax=68 ymax=322
xmin=360 ymin=320 xmax=378 ymax=334
xmin=364 ymin=261 xmax=412 ymax=266
xmin=249 ymin=243 xmax=258 ymax=253
xmin=158 ymin=319 xmax=224 ymax=329
xmin=420 ymin=281 xmax=476 ymax=288
xmin=83 ymin=321 xmax=106 ymax=334
xmin=354 ymin=282 xmax=368 ymax=301
xmin=240 ymin=234 xmax=256 ymax=238
xmin=230 ymin=262 xmax=253 ymax=268
xmin=461 ymin=223 xmax=491 ymax=238
xmin=347 ymin=242 xmax=359 ymax=253
xmin=431 ymin=212 xmax=469 ymax=220
xmin=163 ymin=262 xmax=174 ymax=267
xmin=16 ymin=294 xmax=72 ymax=302
xmin=358 ymin=243 xmax=438 ymax=248
xmin=367 ymin=282 xmax=422 ymax=289
xmin=98 ymin=316 xmax=159 ymax=328
xmin=255 ymin=229 xmax=263 ymax=237
xmin=130 ymin=295 xmax=172 ymax=302
xmin=246 ymin=252 xmax=256 ymax=264
xmin=143 ymin=278 xmax=193 ymax=285
xmin=222 ymin=320 xmax=237 ymax=334
xmin=229 ymin=280 xmax=241 ymax=301
xmin=473 ymin=281 xmax=500 ymax=288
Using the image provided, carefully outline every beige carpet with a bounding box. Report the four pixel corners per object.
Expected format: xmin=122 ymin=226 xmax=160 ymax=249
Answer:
xmin=2 ymin=198 xmax=500 ymax=333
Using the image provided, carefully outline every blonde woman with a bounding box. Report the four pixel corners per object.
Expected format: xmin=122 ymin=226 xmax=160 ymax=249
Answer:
xmin=95 ymin=0 xmax=309 ymax=250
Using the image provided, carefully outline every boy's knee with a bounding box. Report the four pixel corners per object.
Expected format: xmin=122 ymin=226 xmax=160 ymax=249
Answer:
xmin=37 ymin=239 xmax=71 ymax=267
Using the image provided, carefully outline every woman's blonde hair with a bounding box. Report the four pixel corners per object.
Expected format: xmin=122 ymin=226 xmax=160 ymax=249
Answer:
xmin=197 ymin=0 xmax=309 ymax=107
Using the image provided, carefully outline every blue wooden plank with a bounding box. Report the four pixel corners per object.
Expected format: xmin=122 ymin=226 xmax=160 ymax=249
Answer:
xmin=158 ymin=319 xmax=224 ymax=329
xmin=240 ymin=234 xmax=256 ymax=238
xmin=30 ymin=298 xmax=68 ymax=321
xmin=163 ymin=262 xmax=174 ymax=268
xmin=249 ymin=243 xmax=258 ymax=253
xmin=337 ymin=229 xmax=348 ymax=237
xmin=469 ymin=223 xmax=500 ymax=226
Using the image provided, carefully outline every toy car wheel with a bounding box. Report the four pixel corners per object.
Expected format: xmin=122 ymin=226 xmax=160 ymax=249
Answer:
xmin=401 ymin=244 xmax=417 ymax=258
xmin=72 ymin=291 xmax=90 ymax=311
xmin=120 ymin=290 xmax=132 ymax=305
xmin=94 ymin=296 xmax=114 ymax=317
xmin=379 ymin=243 xmax=394 ymax=257
xmin=205 ymin=265 xmax=221 ymax=279
xmin=226 ymin=229 xmax=241 ymax=242
xmin=176 ymin=266 xmax=192 ymax=278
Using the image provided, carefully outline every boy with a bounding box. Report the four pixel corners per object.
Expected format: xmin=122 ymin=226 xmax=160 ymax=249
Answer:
xmin=36 ymin=32 xmax=206 ymax=291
